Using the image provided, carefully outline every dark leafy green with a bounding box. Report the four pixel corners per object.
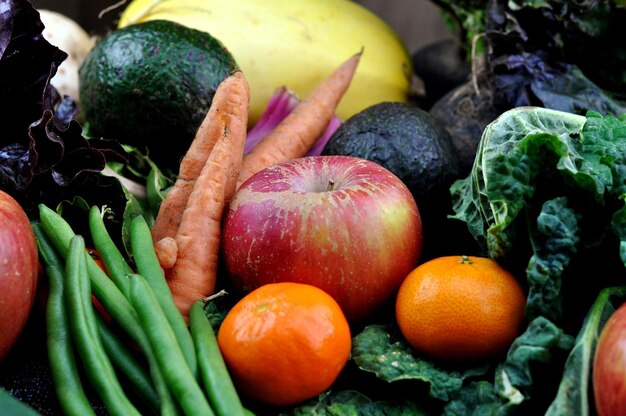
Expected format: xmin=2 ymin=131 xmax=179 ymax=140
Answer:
xmin=443 ymin=317 xmax=574 ymax=415
xmin=524 ymin=197 xmax=580 ymax=322
xmin=286 ymin=390 xmax=430 ymax=416
xmin=451 ymin=108 xmax=626 ymax=303
xmin=428 ymin=0 xmax=487 ymax=52
xmin=351 ymin=324 xmax=489 ymax=402
xmin=428 ymin=0 xmax=626 ymax=177
xmin=435 ymin=0 xmax=626 ymax=98
xmin=0 ymin=0 xmax=133 ymax=228
xmin=347 ymin=318 xmax=573 ymax=415
xmin=448 ymin=106 xmax=626 ymax=413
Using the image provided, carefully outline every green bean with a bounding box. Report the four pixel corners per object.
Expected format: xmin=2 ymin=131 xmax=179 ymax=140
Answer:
xmin=65 ymin=235 xmax=141 ymax=416
xmin=96 ymin=313 xmax=160 ymax=414
xmin=32 ymin=223 xmax=95 ymax=416
xmin=39 ymin=204 xmax=147 ymax=347
xmin=38 ymin=204 xmax=137 ymax=329
xmin=130 ymin=214 xmax=198 ymax=378
xmin=88 ymin=205 xmax=133 ymax=297
xmin=87 ymin=253 xmax=179 ymax=416
xmin=189 ymin=301 xmax=246 ymax=416
xmin=128 ymin=273 xmax=214 ymax=416
xmin=38 ymin=205 xmax=178 ymax=416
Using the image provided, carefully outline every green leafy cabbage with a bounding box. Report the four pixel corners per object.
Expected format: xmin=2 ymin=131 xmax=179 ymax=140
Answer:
xmin=446 ymin=106 xmax=626 ymax=413
xmin=451 ymin=108 xmax=626 ymax=324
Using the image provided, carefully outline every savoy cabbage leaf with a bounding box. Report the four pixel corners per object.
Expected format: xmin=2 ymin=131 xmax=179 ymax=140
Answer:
xmin=451 ymin=107 xmax=626 ymax=324
xmin=351 ymin=324 xmax=489 ymax=402
xmin=286 ymin=390 xmax=429 ymax=416
xmin=448 ymin=107 xmax=626 ymax=415
xmin=444 ymin=317 xmax=574 ymax=415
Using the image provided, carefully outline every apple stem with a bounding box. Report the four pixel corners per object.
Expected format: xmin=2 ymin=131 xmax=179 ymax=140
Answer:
xmin=328 ymin=180 xmax=335 ymax=192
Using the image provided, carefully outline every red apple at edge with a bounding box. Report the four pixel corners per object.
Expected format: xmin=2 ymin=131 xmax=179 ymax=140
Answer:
xmin=0 ymin=190 xmax=39 ymax=361
xmin=221 ymin=155 xmax=423 ymax=321
xmin=594 ymin=302 xmax=626 ymax=416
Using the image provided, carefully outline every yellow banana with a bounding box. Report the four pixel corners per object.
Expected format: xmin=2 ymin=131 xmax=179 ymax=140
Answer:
xmin=118 ymin=0 xmax=413 ymax=125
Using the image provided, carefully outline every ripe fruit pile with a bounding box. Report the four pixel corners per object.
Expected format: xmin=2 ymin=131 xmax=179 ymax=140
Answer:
xmin=2 ymin=0 xmax=562 ymax=413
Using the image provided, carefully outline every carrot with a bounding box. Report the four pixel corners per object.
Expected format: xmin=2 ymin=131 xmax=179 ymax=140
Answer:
xmin=236 ymin=50 xmax=362 ymax=188
xmin=154 ymin=237 xmax=177 ymax=270
xmin=151 ymin=71 xmax=250 ymax=246
xmin=165 ymin=71 xmax=249 ymax=318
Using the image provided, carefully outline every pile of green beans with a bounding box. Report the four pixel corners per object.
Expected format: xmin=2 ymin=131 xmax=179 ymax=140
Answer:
xmin=34 ymin=204 xmax=248 ymax=416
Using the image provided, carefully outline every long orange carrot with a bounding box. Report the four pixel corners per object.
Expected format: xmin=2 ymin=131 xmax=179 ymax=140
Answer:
xmin=236 ymin=50 xmax=362 ymax=188
xmin=151 ymin=71 xmax=249 ymax=245
xmin=166 ymin=72 xmax=249 ymax=318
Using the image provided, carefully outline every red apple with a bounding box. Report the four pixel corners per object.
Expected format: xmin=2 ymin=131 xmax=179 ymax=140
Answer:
xmin=594 ymin=302 xmax=626 ymax=416
xmin=221 ymin=155 xmax=422 ymax=321
xmin=0 ymin=190 xmax=39 ymax=361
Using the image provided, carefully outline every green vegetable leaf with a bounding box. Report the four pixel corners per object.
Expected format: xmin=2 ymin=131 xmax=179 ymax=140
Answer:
xmin=203 ymin=291 xmax=239 ymax=333
xmin=450 ymin=106 xmax=587 ymax=257
xmin=546 ymin=286 xmax=626 ymax=416
xmin=145 ymin=165 xmax=171 ymax=221
xmin=450 ymin=107 xmax=626 ymax=414
xmin=286 ymin=390 xmax=430 ymax=416
xmin=444 ymin=317 xmax=574 ymax=415
xmin=452 ymin=107 xmax=626 ymax=328
xmin=351 ymin=325 xmax=489 ymax=402
xmin=525 ymin=197 xmax=581 ymax=322
xmin=495 ymin=317 xmax=574 ymax=400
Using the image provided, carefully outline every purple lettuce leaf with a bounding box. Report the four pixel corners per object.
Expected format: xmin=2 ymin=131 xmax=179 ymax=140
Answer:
xmin=0 ymin=0 xmax=131 ymax=219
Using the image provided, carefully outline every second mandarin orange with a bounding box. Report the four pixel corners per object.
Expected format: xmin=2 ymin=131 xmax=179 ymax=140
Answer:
xmin=395 ymin=255 xmax=526 ymax=361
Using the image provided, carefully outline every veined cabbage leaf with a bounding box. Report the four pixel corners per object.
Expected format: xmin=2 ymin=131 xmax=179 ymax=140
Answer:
xmin=451 ymin=106 xmax=626 ymax=324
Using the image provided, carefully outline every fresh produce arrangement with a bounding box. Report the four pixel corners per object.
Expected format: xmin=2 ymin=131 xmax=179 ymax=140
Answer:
xmin=2 ymin=0 xmax=626 ymax=415
xmin=34 ymin=204 xmax=246 ymax=415
xmin=116 ymin=0 xmax=413 ymax=125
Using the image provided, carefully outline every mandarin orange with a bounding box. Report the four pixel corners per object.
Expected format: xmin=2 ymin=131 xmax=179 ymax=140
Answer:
xmin=217 ymin=282 xmax=351 ymax=406
xmin=395 ymin=255 xmax=526 ymax=361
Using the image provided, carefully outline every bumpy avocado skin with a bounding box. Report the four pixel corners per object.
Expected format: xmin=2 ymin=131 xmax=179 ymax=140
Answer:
xmin=323 ymin=102 xmax=477 ymax=259
xmin=79 ymin=20 xmax=238 ymax=169
xmin=323 ymin=102 xmax=459 ymax=201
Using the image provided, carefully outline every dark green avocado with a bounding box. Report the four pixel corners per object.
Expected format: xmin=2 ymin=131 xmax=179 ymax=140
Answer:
xmin=322 ymin=102 xmax=478 ymax=259
xmin=79 ymin=20 xmax=238 ymax=170
xmin=323 ymin=102 xmax=460 ymax=202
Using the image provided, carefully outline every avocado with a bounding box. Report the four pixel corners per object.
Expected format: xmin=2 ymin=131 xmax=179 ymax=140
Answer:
xmin=322 ymin=102 xmax=478 ymax=259
xmin=323 ymin=102 xmax=459 ymax=202
xmin=79 ymin=20 xmax=238 ymax=170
